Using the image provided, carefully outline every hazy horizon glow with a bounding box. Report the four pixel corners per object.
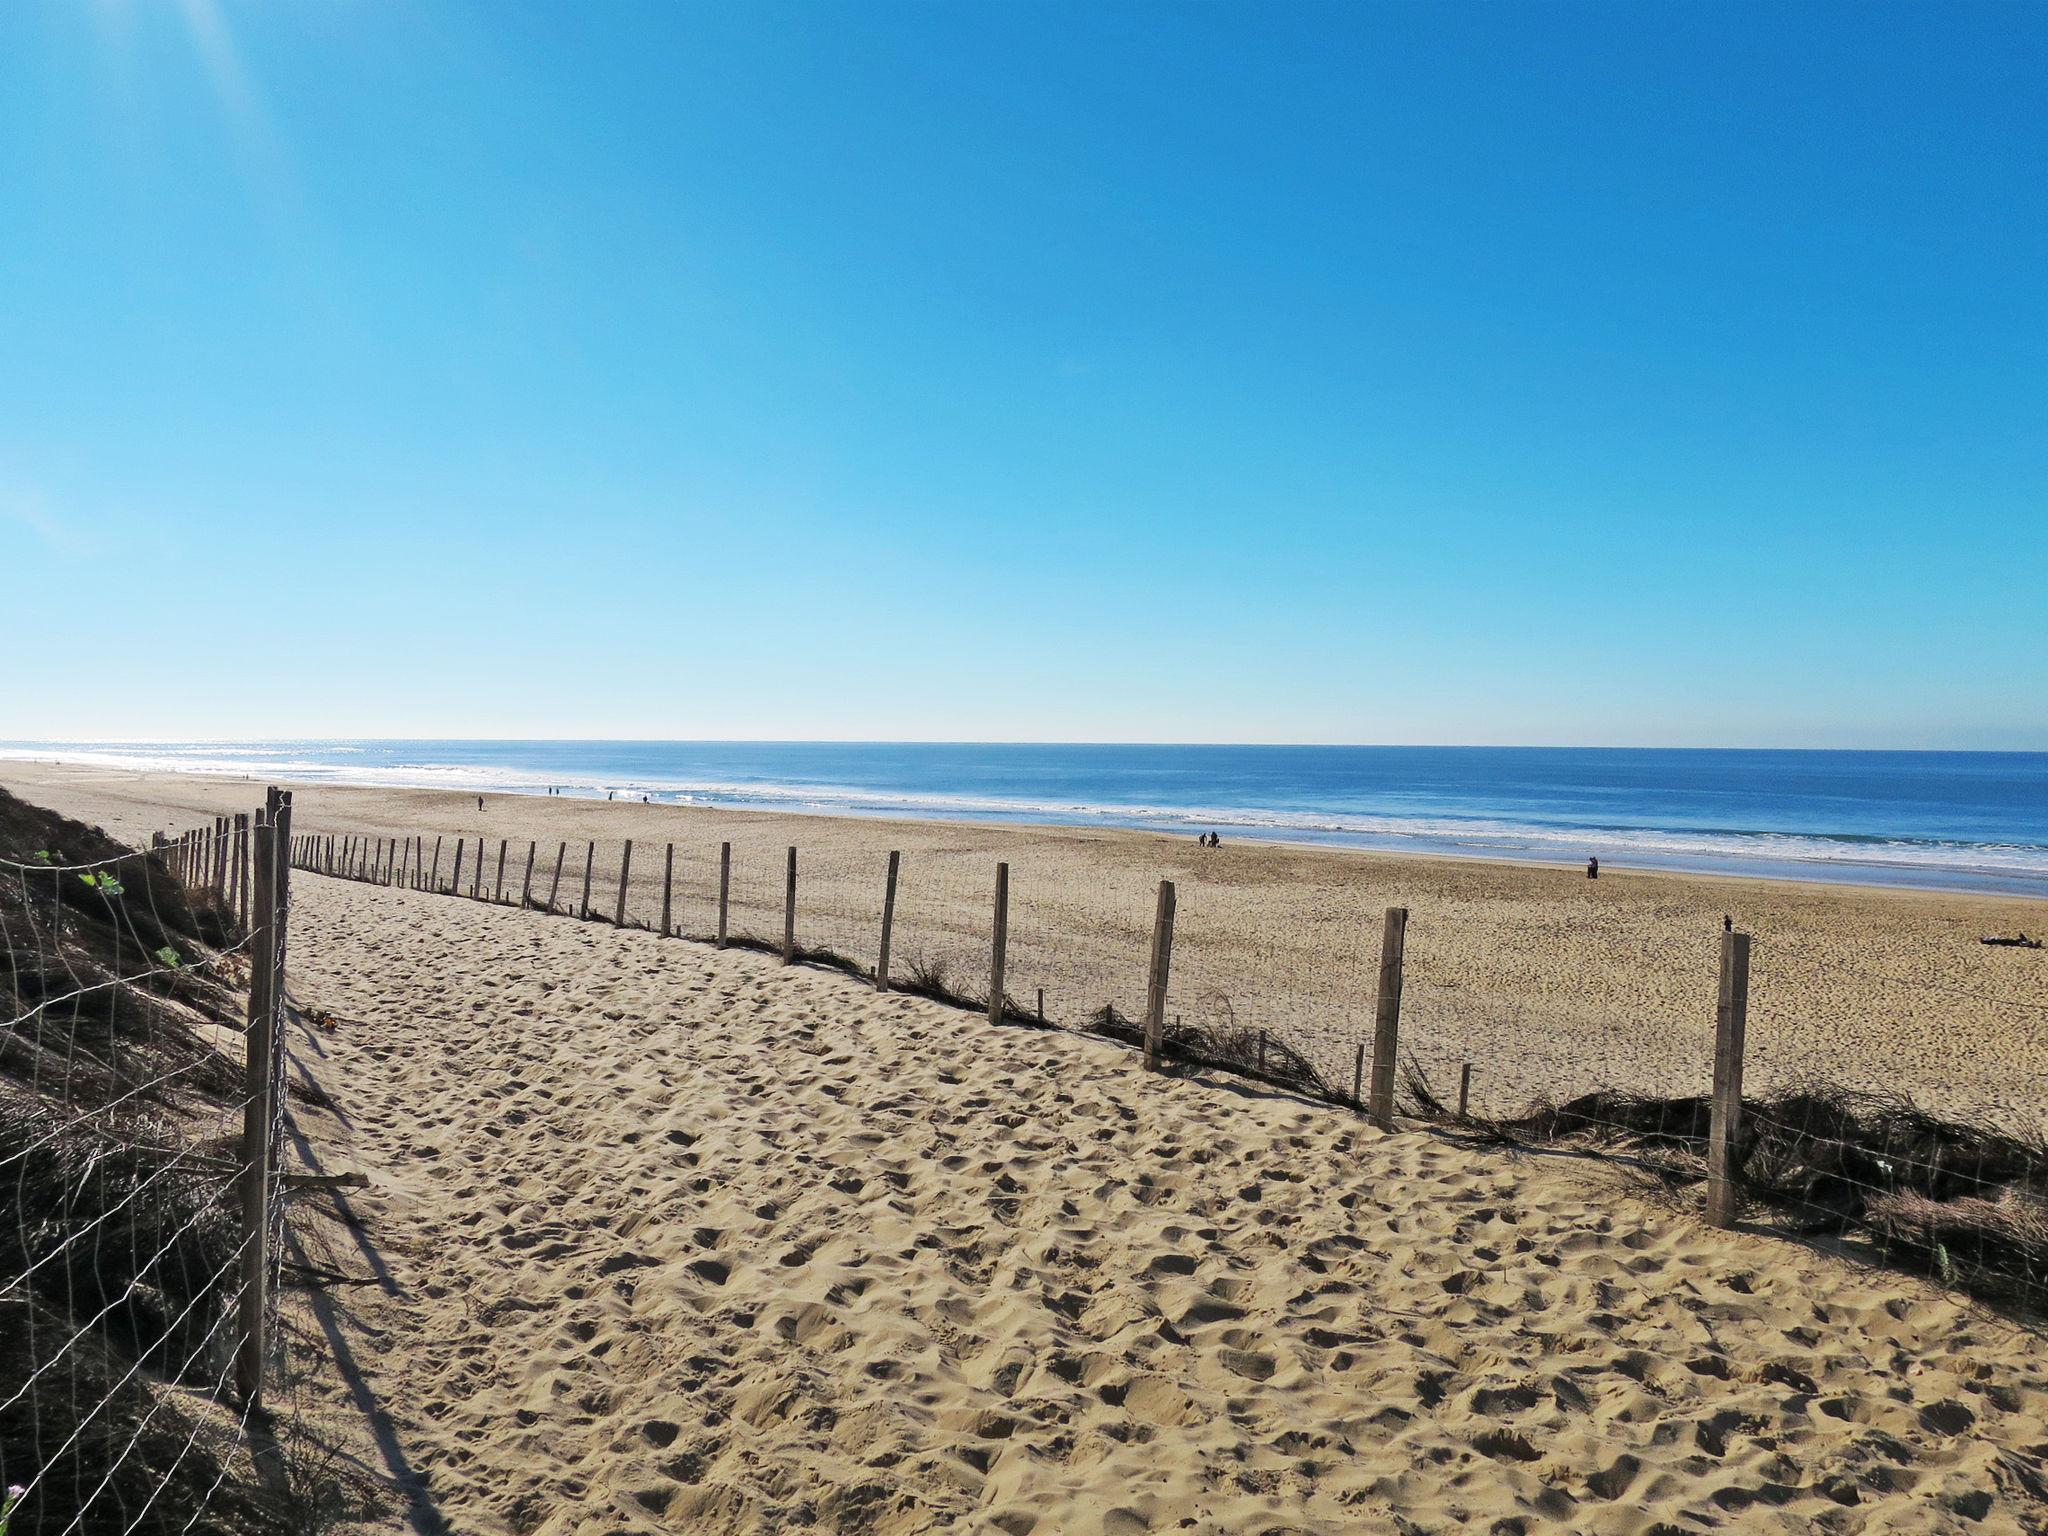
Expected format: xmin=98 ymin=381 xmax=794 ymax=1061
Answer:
xmin=2 ymin=3 xmax=2042 ymax=748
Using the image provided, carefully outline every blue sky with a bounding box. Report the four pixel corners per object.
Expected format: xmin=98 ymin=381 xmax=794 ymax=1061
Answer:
xmin=2 ymin=2 xmax=2041 ymax=746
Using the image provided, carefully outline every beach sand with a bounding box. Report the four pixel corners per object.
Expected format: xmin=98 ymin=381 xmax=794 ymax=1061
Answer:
xmin=8 ymin=764 xmax=2048 ymax=1532
xmin=261 ymin=848 xmax=2048 ymax=1531
xmin=8 ymin=760 xmax=2045 ymax=1128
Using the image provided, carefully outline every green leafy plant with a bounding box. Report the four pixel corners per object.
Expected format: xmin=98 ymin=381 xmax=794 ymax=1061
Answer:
xmin=78 ymin=870 xmax=125 ymax=898
xmin=154 ymin=945 xmax=182 ymax=970
xmin=29 ymin=849 xmax=54 ymax=865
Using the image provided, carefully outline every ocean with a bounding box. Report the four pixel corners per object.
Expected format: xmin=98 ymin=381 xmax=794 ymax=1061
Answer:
xmin=4 ymin=740 xmax=2046 ymax=896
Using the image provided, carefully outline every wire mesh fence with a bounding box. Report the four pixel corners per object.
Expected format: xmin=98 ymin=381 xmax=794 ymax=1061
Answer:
xmin=295 ymin=819 xmax=2048 ymax=1314
xmin=1 ymin=787 xmax=294 ymax=1534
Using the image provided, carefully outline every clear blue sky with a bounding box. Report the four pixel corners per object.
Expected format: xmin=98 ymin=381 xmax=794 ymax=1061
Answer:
xmin=3 ymin=2 xmax=2041 ymax=746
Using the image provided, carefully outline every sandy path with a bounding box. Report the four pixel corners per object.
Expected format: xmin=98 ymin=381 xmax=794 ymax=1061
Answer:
xmin=9 ymin=762 xmax=2046 ymax=1131
xmin=265 ymin=868 xmax=2048 ymax=1535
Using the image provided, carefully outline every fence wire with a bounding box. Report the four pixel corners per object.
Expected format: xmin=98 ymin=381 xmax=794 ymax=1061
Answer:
xmin=2 ymin=800 xmax=288 ymax=1535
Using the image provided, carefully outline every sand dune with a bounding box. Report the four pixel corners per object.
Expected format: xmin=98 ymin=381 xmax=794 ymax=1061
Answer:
xmin=254 ymin=869 xmax=2048 ymax=1534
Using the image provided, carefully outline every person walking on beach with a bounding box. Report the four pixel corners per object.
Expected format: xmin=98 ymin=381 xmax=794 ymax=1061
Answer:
xmin=478 ymin=796 xmax=484 ymax=812
xmin=1586 ymin=856 xmax=1599 ymax=880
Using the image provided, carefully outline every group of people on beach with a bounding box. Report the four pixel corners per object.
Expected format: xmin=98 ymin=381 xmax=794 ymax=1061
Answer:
xmin=1196 ymin=831 xmax=1223 ymax=848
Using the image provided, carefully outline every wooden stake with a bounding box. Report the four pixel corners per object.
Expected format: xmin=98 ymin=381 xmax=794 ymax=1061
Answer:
xmin=988 ymin=862 xmax=1009 ymax=1025
xmin=495 ymin=838 xmax=507 ymax=902
xmin=236 ymin=789 xmax=288 ymax=1407
xmin=781 ymin=845 xmax=797 ymax=963
xmin=1352 ymin=1042 xmax=1366 ymax=1108
xmin=451 ymin=838 xmax=465 ymax=898
xmin=1037 ymin=986 xmax=1045 ymax=1022
xmin=1458 ymin=1062 xmax=1473 ymax=1119
xmin=471 ymin=836 xmax=483 ymax=898
xmin=616 ymin=839 xmax=634 ymax=927
xmin=579 ymin=841 xmax=595 ymax=918
xmin=429 ymin=836 xmax=442 ymax=891
xmin=521 ymin=840 xmax=537 ymax=908
xmin=661 ymin=844 xmax=674 ymax=936
xmin=1142 ymin=879 xmax=1177 ymax=1071
xmin=235 ymin=813 xmax=250 ymax=929
xmin=1706 ymin=929 xmax=1751 ymax=1229
xmin=547 ymin=841 xmax=566 ymax=912
xmin=717 ymin=842 xmax=731 ymax=948
xmin=1368 ymin=906 xmax=1407 ymax=1131
xmin=876 ymin=850 xmax=900 ymax=991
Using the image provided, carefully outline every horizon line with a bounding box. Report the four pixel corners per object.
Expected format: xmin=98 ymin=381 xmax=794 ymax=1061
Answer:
xmin=5 ymin=738 xmax=2045 ymax=756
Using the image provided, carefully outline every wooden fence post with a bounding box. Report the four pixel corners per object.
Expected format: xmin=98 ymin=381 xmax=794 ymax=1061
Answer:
xmin=1458 ymin=1063 xmax=1473 ymax=1119
xmin=1706 ymin=929 xmax=1752 ymax=1229
xmin=717 ymin=842 xmax=731 ymax=948
xmin=1368 ymin=906 xmax=1407 ymax=1131
xmin=471 ymin=836 xmax=483 ymax=898
xmin=1142 ymin=879 xmax=1177 ymax=1071
xmin=661 ymin=844 xmax=674 ymax=936
xmin=988 ymin=862 xmax=1009 ymax=1025
xmin=547 ymin=841 xmax=566 ymax=912
xmin=781 ymin=846 xmax=797 ymax=962
xmin=495 ymin=838 xmax=507 ymax=902
xmin=429 ymin=836 xmax=442 ymax=891
xmin=451 ymin=837 xmax=465 ymax=899
xmin=578 ymin=842 xmax=595 ymax=918
xmin=236 ymin=789 xmax=285 ymax=1406
xmin=876 ymin=850 xmax=900 ymax=991
xmin=616 ymin=839 xmax=634 ymax=927
xmin=521 ymin=840 xmax=536 ymax=908
xmin=235 ymin=813 xmax=250 ymax=929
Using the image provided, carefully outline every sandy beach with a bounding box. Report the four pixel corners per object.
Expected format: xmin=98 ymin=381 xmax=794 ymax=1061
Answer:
xmin=8 ymin=760 xmax=2045 ymax=1130
xmin=208 ymin=820 xmax=2048 ymax=1531
xmin=8 ymin=767 xmax=2048 ymax=1531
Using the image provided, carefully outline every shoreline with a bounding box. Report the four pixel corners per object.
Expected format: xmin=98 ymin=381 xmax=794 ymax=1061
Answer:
xmin=3 ymin=749 xmax=2044 ymax=901
xmin=10 ymin=758 xmax=2048 ymax=1131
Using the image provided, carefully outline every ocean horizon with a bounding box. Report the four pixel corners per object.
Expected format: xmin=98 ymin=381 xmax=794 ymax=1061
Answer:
xmin=6 ymin=739 xmax=2046 ymax=897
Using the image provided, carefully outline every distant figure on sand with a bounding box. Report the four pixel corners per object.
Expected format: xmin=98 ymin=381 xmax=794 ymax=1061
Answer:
xmin=477 ymin=796 xmax=484 ymax=812
xmin=1586 ymin=856 xmax=1599 ymax=880
xmin=1724 ymin=915 xmax=1733 ymax=933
